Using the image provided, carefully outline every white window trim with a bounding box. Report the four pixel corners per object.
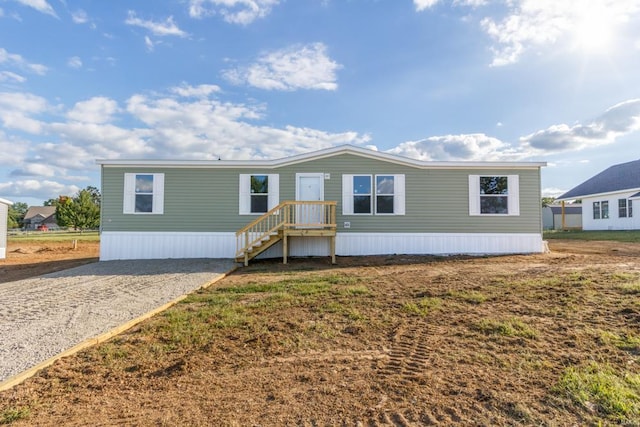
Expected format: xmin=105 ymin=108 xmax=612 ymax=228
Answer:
xmin=239 ymin=174 xmax=279 ymax=215
xmin=469 ymin=175 xmax=519 ymax=216
xmin=123 ymin=173 xmax=164 ymax=215
xmin=618 ymin=198 xmax=632 ymax=218
xmin=343 ymin=174 xmax=405 ymax=216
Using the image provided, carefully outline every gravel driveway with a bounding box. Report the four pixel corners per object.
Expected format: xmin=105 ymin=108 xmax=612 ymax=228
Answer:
xmin=0 ymin=259 xmax=237 ymax=383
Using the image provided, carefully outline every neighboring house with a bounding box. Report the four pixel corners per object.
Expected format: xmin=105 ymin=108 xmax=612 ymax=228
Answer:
xmin=97 ymin=145 xmax=547 ymax=262
xmin=23 ymin=206 xmax=57 ymax=230
xmin=557 ymin=159 xmax=640 ymax=231
xmin=0 ymin=198 xmax=11 ymax=259
xmin=542 ymin=204 xmax=582 ymax=230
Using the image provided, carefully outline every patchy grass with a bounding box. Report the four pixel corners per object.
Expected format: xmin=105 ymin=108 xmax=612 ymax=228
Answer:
xmin=403 ymin=297 xmax=442 ymax=316
xmin=544 ymin=230 xmax=640 ymax=242
xmin=447 ymin=290 xmax=488 ymax=304
xmin=598 ymin=330 xmax=640 ymax=353
xmin=0 ymin=406 xmax=30 ymax=425
xmin=474 ymin=317 xmax=538 ymax=339
xmin=619 ymin=281 xmax=640 ymax=295
xmin=555 ymin=362 xmax=640 ymax=422
xmin=8 ymin=231 xmax=99 ymax=243
xmin=3 ymin=247 xmax=640 ymax=425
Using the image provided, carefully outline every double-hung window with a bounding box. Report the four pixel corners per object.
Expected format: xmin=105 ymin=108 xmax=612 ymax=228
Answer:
xmin=353 ymin=175 xmax=372 ymax=214
xmin=250 ymin=175 xmax=269 ymax=214
xmin=593 ymin=200 xmax=609 ymax=219
xmin=619 ymin=199 xmax=633 ymax=218
xmin=342 ymin=174 xmax=405 ymax=215
xmin=239 ymin=174 xmax=279 ymax=214
xmin=376 ymin=175 xmax=395 ymax=214
xmin=468 ymin=175 xmax=520 ymax=216
xmin=123 ymin=173 xmax=164 ymax=214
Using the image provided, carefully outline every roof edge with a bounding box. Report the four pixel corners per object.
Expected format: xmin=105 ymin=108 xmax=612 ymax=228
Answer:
xmin=0 ymin=198 xmax=13 ymax=206
xmin=556 ymin=187 xmax=640 ymax=202
xmin=97 ymin=144 xmax=546 ymax=169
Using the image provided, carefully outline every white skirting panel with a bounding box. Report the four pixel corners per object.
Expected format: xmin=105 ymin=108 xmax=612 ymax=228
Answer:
xmin=100 ymin=232 xmax=236 ymax=261
xmin=0 ymin=248 xmax=5 ymax=259
xmin=100 ymin=231 xmax=544 ymax=261
xmin=257 ymin=232 xmax=543 ymax=258
xmin=335 ymin=232 xmax=544 ymax=256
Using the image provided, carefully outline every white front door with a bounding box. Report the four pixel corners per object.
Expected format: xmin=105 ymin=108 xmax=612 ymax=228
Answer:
xmin=296 ymin=173 xmax=324 ymax=225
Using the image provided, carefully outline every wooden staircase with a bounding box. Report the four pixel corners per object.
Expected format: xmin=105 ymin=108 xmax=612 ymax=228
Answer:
xmin=235 ymin=201 xmax=337 ymax=266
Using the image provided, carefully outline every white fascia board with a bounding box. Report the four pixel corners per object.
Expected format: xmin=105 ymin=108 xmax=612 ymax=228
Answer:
xmin=0 ymin=198 xmax=13 ymax=206
xmin=556 ymin=187 xmax=640 ymax=202
xmin=96 ymin=144 xmax=546 ymax=170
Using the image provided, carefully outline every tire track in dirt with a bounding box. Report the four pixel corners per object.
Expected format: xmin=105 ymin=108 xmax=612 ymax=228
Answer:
xmin=366 ymin=318 xmax=465 ymax=425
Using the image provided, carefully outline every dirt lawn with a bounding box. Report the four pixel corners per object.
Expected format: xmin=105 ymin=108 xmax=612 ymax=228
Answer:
xmin=1 ymin=240 xmax=640 ymax=425
xmin=0 ymin=240 xmax=99 ymax=284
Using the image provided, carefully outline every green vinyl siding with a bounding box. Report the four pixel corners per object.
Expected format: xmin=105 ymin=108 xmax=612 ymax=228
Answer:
xmin=101 ymin=153 xmax=542 ymax=234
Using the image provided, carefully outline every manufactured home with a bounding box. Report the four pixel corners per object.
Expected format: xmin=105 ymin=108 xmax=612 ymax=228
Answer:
xmin=0 ymin=198 xmax=12 ymax=259
xmin=97 ymin=145 xmax=546 ymax=263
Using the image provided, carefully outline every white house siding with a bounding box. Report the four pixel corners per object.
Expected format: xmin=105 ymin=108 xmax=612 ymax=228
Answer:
xmin=260 ymin=233 xmax=545 ymax=259
xmin=335 ymin=232 xmax=544 ymax=255
xmin=100 ymin=232 xmax=236 ymax=261
xmin=101 ymin=231 xmax=544 ymax=261
xmin=581 ymin=191 xmax=640 ymax=231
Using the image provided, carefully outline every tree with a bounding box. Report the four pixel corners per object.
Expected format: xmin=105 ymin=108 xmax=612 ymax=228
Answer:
xmin=7 ymin=202 xmax=28 ymax=229
xmin=55 ymin=187 xmax=101 ymax=231
xmin=541 ymin=197 xmax=556 ymax=207
xmin=43 ymin=198 xmax=59 ymax=207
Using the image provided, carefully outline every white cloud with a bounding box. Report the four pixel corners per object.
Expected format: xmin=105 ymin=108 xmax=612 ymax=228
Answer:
xmin=0 ymin=91 xmax=47 ymax=133
xmin=0 ymin=85 xmax=369 ymax=195
xmin=415 ymin=0 xmax=640 ymax=65
xmin=542 ymin=187 xmax=567 ymax=198
xmin=414 ymin=0 xmax=485 ymax=11
xmin=387 ymin=133 xmax=525 ymax=161
xmin=12 ymin=0 xmax=57 ymax=17
xmin=0 ymin=180 xmax=79 ymax=200
xmin=67 ymin=56 xmax=82 ymax=69
xmin=520 ymin=99 xmax=640 ymax=152
xmin=0 ymin=131 xmax=28 ymax=165
xmin=414 ymin=0 xmax=440 ymax=11
xmin=386 ymin=99 xmax=640 ymax=163
xmin=66 ymin=96 xmax=119 ymax=124
xmin=10 ymin=163 xmax=55 ymax=177
xmin=0 ymin=71 xmax=26 ymax=83
xmin=480 ymin=0 xmax=640 ymax=66
xmin=71 ymin=9 xmax=88 ymax=24
xmin=170 ymin=83 xmax=221 ymax=98
xmin=224 ymin=43 xmax=342 ymax=91
xmin=188 ymin=0 xmax=279 ymax=25
xmin=124 ymin=91 xmax=369 ymax=160
xmin=125 ymin=11 xmax=187 ymax=37
xmin=0 ymin=47 xmax=48 ymax=75
xmin=144 ymin=36 xmax=154 ymax=51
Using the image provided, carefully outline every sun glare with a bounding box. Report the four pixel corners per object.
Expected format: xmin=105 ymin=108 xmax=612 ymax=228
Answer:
xmin=572 ymin=3 xmax=616 ymax=53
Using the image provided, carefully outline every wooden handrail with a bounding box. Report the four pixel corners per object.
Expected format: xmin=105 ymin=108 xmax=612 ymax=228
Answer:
xmin=235 ymin=201 xmax=337 ymax=260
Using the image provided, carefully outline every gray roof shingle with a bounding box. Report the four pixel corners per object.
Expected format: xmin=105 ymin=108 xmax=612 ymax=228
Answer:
xmin=24 ymin=206 xmax=56 ymax=221
xmin=558 ymin=159 xmax=640 ymax=200
xmin=549 ymin=205 xmax=582 ymax=214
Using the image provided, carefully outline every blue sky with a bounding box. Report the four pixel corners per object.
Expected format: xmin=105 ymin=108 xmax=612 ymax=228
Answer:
xmin=1 ymin=0 xmax=640 ymax=206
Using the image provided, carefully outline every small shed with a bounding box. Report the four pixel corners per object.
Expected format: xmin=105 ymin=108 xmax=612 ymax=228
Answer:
xmin=0 ymin=198 xmax=12 ymax=259
xmin=542 ymin=204 xmax=582 ymax=230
